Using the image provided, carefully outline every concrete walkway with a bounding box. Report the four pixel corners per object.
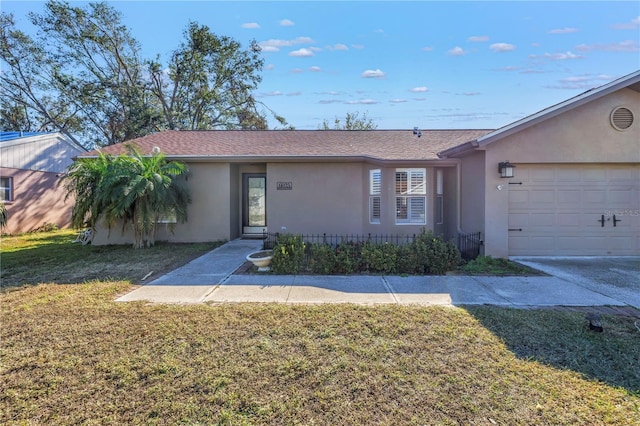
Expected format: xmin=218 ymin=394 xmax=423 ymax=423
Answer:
xmin=116 ymin=239 xmax=637 ymax=308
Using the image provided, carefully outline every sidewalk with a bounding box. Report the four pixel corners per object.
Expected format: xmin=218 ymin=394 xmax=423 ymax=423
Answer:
xmin=116 ymin=239 xmax=630 ymax=308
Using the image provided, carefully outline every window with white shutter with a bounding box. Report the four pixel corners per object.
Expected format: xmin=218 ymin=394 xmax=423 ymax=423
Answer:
xmin=369 ymin=169 xmax=381 ymax=224
xmin=395 ymin=168 xmax=426 ymax=224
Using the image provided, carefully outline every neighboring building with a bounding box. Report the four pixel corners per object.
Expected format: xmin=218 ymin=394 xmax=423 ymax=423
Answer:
xmin=80 ymin=70 xmax=640 ymax=257
xmin=0 ymin=132 xmax=86 ymax=234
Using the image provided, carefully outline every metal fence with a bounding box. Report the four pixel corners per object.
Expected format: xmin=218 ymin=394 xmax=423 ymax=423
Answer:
xmin=263 ymin=231 xmax=482 ymax=259
xmin=263 ymin=232 xmax=415 ymax=250
xmin=457 ymin=231 xmax=482 ymax=260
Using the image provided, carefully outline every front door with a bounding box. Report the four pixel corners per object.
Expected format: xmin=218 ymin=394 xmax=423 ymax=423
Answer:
xmin=243 ymin=173 xmax=267 ymax=235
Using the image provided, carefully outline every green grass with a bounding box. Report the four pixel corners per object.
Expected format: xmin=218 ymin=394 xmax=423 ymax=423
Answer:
xmin=1 ymin=230 xmax=638 ymax=424
xmin=459 ymin=255 xmax=543 ymax=276
xmin=1 ymin=229 xmax=223 ymax=289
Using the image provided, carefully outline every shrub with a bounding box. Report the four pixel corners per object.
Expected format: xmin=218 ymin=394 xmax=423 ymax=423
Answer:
xmin=361 ymin=242 xmax=398 ymax=274
xmin=334 ymin=242 xmax=361 ymax=274
xmin=309 ymin=244 xmax=338 ymax=274
xmin=411 ymin=229 xmax=461 ymax=275
xmin=270 ymin=234 xmax=306 ymax=274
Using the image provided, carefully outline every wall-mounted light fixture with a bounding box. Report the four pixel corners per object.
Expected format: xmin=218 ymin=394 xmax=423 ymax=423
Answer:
xmin=498 ymin=161 xmax=515 ymax=178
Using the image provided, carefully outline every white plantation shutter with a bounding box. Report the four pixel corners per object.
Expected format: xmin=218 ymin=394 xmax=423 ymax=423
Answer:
xmin=395 ymin=168 xmax=426 ymax=224
xmin=370 ymin=169 xmax=381 ymax=223
xmin=409 ymin=197 xmax=426 ymax=223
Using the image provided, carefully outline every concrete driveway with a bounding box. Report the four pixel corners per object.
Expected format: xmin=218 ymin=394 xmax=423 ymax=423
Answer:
xmin=512 ymin=257 xmax=640 ymax=309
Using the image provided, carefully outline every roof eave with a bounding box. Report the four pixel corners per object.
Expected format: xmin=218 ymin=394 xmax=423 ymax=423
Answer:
xmin=76 ymin=153 xmax=445 ymax=164
xmin=437 ymin=140 xmax=480 ymax=158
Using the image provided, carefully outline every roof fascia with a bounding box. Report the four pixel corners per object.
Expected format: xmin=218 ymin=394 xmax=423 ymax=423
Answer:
xmin=476 ymin=70 xmax=640 ymax=147
xmin=77 ymin=153 xmax=448 ymax=165
xmin=437 ymin=140 xmax=480 ymax=158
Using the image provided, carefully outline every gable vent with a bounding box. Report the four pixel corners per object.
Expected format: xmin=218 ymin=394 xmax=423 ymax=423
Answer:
xmin=610 ymin=106 xmax=634 ymax=131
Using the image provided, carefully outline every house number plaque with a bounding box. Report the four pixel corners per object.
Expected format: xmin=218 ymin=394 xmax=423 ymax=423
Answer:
xmin=277 ymin=181 xmax=293 ymax=190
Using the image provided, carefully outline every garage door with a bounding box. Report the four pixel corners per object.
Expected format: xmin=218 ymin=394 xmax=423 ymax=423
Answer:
xmin=508 ymin=164 xmax=640 ymax=256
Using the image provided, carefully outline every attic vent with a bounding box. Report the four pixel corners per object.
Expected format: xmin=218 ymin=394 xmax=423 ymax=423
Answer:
xmin=610 ymin=106 xmax=634 ymax=131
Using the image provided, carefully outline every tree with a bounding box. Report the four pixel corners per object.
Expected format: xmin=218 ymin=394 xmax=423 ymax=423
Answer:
xmin=62 ymin=147 xmax=191 ymax=248
xmin=1 ymin=1 xmax=287 ymax=148
xmin=320 ymin=111 xmax=378 ymax=130
xmin=148 ymin=22 xmax=268 ymax=130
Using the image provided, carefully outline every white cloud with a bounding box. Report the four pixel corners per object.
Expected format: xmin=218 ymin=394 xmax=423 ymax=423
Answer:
xmin=548 ymin=27 xmax=578 ymax=34
xmin=490 ymin=43 xmax=516 ymax=52
xmin=286 ymin=91 xmax=301 ymax=96
xmin=612 ymin=16 xmax=640 ymax=30
xmin=242 ymin=22 xmax=260 ymax=29
xmin=390 ymin=99 xmax=407 ymax=103
xmin=575 ymin=40 xmax=639 ymax=52
xmin=468 ymin=35 xmax=489 ymax=42
xmin=263 ymin=91 xmax=283 ymax=96
xmin=529 ymin=51 xmax=583 ymax=60
xmin=289 ymin=48 xmax=314 ymax=57
xmin=309 ymin=66 xmax=322 ymax=72
xmin=351 ymin=44 xmax=365 ymax=50
xmin=279 ymin=19 xmax=295 ymax=26
xmin=327 ymin=43 xmax=349 ymax=51
xmin=265 ymin=64 xmax=275 ymax=70
xmin=361 ymin=69 xmax=386 ymax=79
xmin=448 ymin=46 xmax=467 ymax=56
xmin=422 ymin=46 xmax=434 ymax=52
xmin=410 ymin=86 xmax=429 ymax=93
xmin=259 ymin=37 xmax=314 ymax=52
xmin=290 ymin=68 xmax=304 ymax=74
xmin=346 ymin=99 xmax=378 ymax=105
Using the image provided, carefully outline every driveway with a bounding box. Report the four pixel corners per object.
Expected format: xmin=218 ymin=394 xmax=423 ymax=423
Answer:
xmin=512 ymin=257 xmax=640 ymax=309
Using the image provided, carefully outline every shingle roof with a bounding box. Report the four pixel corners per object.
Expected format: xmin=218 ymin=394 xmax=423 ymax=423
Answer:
xmin=81 ymin=129 xmax=493 ymax=162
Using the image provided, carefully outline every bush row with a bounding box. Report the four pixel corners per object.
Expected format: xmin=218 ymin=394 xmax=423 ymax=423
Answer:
xmin=269 ymin=230 xmax=461 ymax=275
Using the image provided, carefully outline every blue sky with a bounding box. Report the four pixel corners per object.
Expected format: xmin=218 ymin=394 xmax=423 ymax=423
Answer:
xmin=4 ymin=1 xmax=640 ymax=130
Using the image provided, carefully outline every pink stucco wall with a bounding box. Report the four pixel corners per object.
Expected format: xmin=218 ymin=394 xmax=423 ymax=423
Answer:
xmin=1 ymin=167 xmax=73 ymax=234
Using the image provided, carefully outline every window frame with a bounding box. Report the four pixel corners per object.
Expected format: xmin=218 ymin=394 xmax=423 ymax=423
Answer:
xmin=395 ymin=168 xmax=426 ymax=225
xmin=1 ymin=177 xmax=13 ymax=202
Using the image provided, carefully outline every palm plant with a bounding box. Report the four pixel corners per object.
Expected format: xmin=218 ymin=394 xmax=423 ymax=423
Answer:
xmin=62 ymin=145 xmax=191 ymax=248
xmin=109 ymin=147 xmax=190 ymax=248
xmin=0 ymin=202 xmax=7 ymax=229
xmin=61 ymin=151 xmax=112 ymax=230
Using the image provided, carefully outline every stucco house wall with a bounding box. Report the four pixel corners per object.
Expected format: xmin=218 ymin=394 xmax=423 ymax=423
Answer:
xmin=481 ymin=87 xmax=639 ymax=257
xmin=0 ymin=167 xmax=72 ymax=234
xmin=0 ymin=132 xmax=86 ymax=234
xmin=266 ymin=162 xmax=365 ymax=236
xmin=92 ymin=162 xmax=235 ymax=245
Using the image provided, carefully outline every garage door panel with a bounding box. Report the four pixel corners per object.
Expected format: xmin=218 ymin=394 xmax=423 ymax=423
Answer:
xmin=584 ymin=191 xmax=606 ymax=204
xmin=509 ymin=164 xmax=639 ymax=256
xmin=509 ymin=190 xmax=529 ymax=205
xmin=583 ymin=169 xmax=607 ymax=181
xmin=531 ymin=190 xmax=555 ymax=204
xmin=557 ymin=190 xmax=581 ymax=204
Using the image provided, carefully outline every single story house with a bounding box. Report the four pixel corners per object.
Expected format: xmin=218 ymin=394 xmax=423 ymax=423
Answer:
xmin=0 ymin=132 xmax=86 ymax=234
xmin=82 ymin=70 xmax=639 ymax=257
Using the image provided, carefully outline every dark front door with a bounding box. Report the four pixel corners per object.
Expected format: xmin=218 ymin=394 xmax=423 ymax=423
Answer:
xmin=243 ymin=174 xmax=267 ymax=235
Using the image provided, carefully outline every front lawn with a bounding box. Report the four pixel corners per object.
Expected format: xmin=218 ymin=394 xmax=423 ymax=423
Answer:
xmin=1 ymin=230 xmax=638 ymax=424
xmin=0 ymin=229 xmax=223 ymax=289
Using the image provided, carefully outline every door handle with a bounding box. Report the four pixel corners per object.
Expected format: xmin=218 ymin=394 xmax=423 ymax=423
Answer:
xmin=613 ymin=215 xmax=621 ymax=227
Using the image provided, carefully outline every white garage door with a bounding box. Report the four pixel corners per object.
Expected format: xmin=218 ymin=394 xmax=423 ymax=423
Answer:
xmin=508 ymin=164 xmax=640 ymax=256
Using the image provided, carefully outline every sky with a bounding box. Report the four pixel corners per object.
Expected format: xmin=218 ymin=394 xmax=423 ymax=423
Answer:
xmin=3 ymin=1 xmax=640 ymax=130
